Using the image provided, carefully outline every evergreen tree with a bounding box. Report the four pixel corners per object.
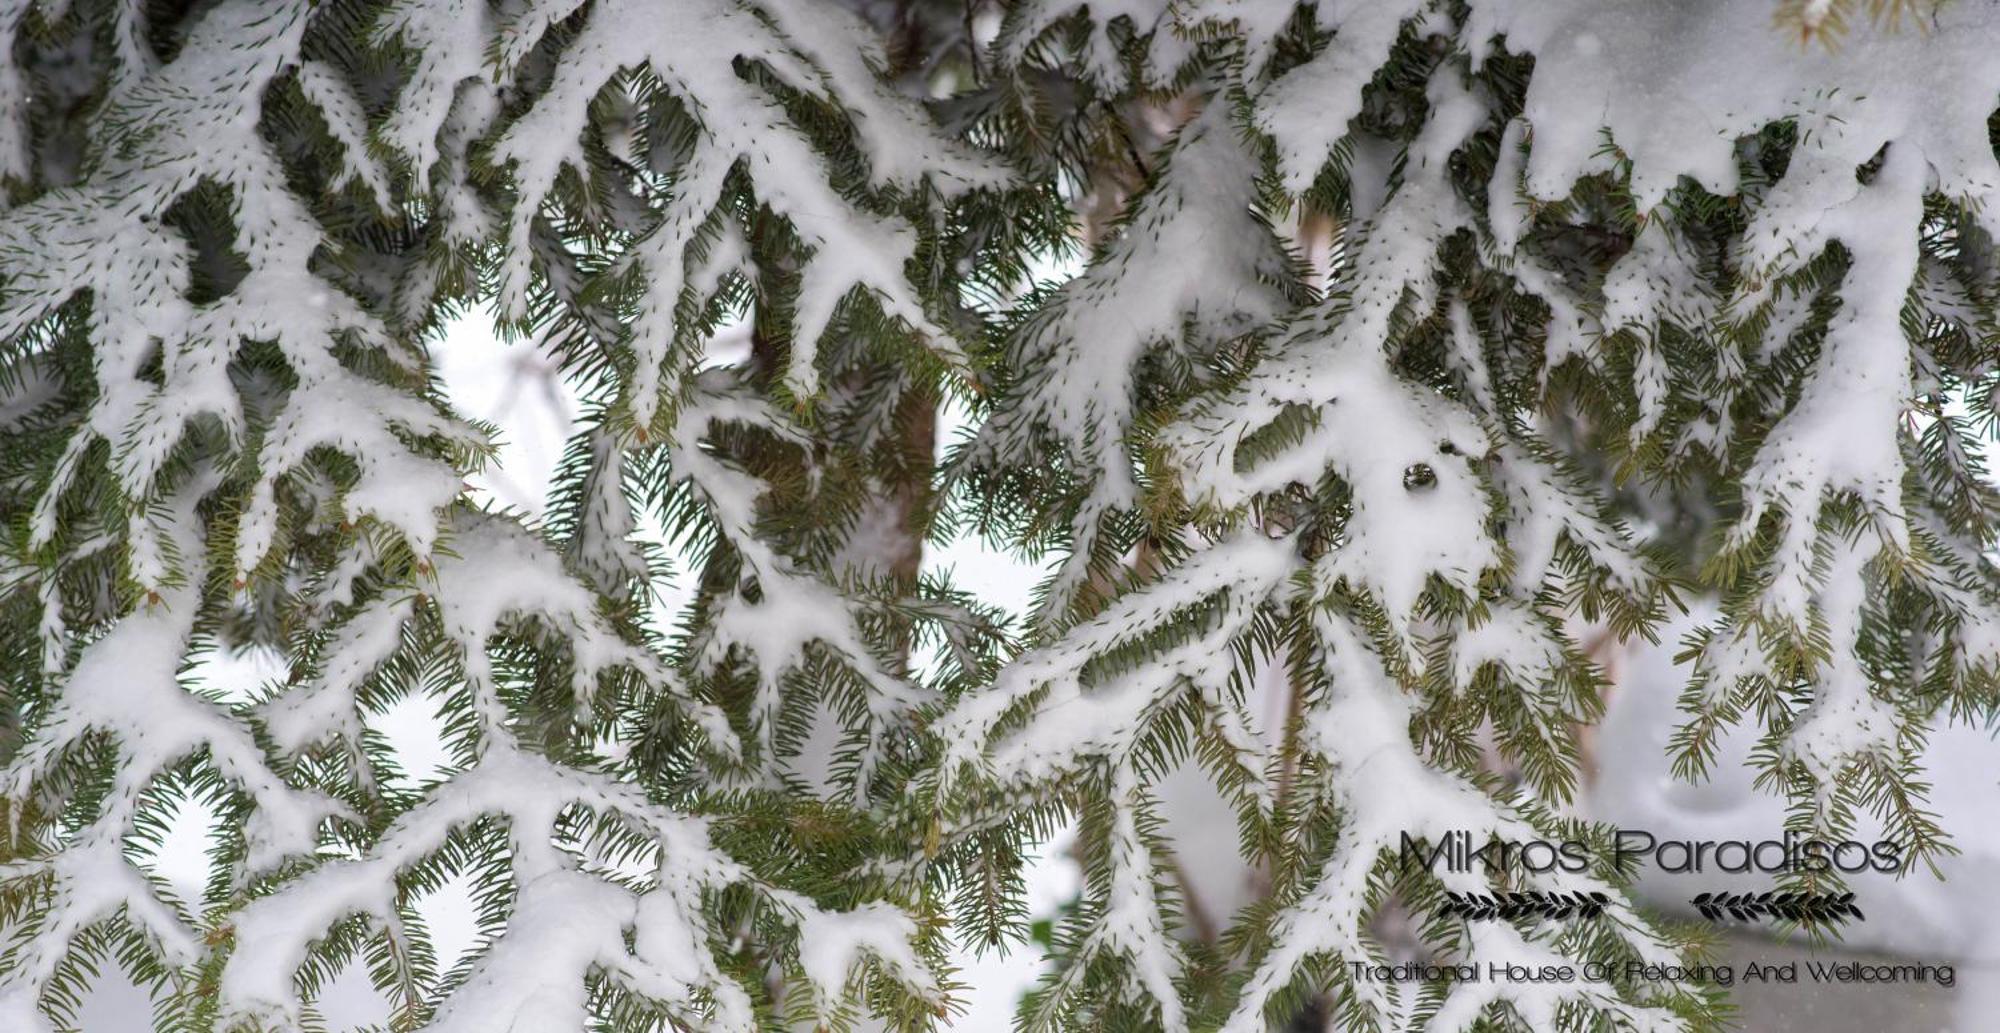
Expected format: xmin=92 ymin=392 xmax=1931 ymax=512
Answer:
xmin=0 ymin=1 xmax=1996 ymax=1032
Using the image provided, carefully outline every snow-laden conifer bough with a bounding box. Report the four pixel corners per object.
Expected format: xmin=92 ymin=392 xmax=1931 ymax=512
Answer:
xmin=1 ymin=0 xmax=1997 ymax=1030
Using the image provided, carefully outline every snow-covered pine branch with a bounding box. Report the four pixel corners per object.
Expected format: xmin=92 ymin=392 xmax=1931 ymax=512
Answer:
xmin=6 ymin=0 xmax=2000 ymax=1031
xmin=930 ymin=0 xmax=2000 ymax=1030
xmin=962 ymin=97 xmax=1302 ymax=623
xmin=0 ymin=0 xmax=996 ymax=1028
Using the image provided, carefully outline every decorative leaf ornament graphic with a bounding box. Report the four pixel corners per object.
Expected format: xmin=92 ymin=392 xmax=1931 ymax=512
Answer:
xmin=1691 ymin=892 xmax=1865 ymax=926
